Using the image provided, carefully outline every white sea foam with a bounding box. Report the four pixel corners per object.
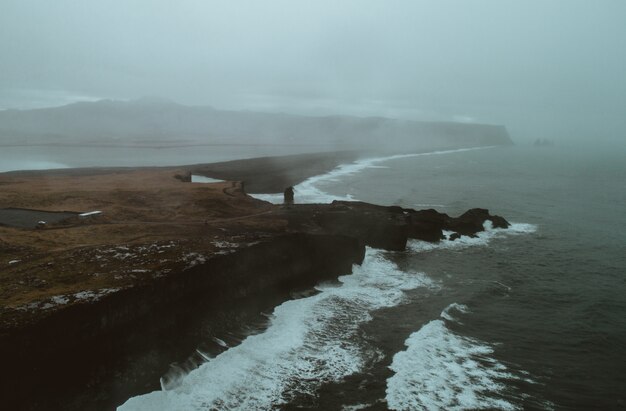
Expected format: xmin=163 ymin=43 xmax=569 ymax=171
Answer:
xmin=341 ymin=403 xmax=375 ymax=411
xmin=386 ymin=303 xmax=521 ymax=411
xmin=409 ymin=221 xmax=537 ymax=253
xmin=119 ymin=248 xmax=437 ymax=411
xmin=440 ymin=303 xmax=470 ymax=322
xmin=252 ymin=147 xmax=495 ymax=205
xmin=414 ymin=203 xmax=447 ymax=208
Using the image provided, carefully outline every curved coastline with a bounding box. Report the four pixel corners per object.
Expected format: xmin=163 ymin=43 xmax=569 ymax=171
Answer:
xmin=0 ymin=147 xmax=512 ymax=410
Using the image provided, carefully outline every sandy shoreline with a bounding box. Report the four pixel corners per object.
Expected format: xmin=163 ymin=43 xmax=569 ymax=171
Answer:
xmin=1 ymin=150 xmax=365 ymax=192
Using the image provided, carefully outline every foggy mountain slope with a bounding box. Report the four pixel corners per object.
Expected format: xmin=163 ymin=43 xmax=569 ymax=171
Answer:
xmin=0 ymin=98 xmax=512 ymax=151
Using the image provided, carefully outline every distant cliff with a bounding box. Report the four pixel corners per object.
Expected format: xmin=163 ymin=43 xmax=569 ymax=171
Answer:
xmin=0 ymin=98 xmax=513 ymax=150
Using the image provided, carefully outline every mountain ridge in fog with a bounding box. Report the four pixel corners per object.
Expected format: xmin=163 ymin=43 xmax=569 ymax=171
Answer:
xmin=0 ymin=98 xmax=512 ymax=152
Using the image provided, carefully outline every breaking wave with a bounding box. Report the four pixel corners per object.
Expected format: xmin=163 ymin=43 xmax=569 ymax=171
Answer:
xmin=409 ymin=221 xmax=537 ymax=253
xmin=386 ymin=303 xmax=523 ymax=411
xmin=120 ymin=146 xmax=539 ymax=410
xmin=119 ymin=248 xmax=436 ymax=410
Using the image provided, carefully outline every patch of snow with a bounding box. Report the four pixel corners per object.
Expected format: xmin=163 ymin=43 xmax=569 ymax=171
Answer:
xmin=73 ymin=290 xmax=96 ymax=300
xmin=50 ymin=295 xmax=69 ymax=305
xmin=212 ymin=241 xmax=238 ymax=249
xmin=183 ymin=252 xmax=208 ymax=268
xmin=215 ymin=250 xmax=235 ymax=255
xmin=112 ymin=252 xmax=134 ymax=260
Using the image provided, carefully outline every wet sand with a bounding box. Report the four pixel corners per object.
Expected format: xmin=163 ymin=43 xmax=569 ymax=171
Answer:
xmin=188 ymin=150 xmax=363 ymax=193
xmin=2 ymin=150 xmax=364 ymax=193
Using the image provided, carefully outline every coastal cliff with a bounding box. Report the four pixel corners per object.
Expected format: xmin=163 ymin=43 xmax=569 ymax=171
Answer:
xmin=1 ymin=232 xmax=364 ymax=410
xmin=0 ymin=156 xmax=509 ymax=410
xmin=1 ymin=201 xmax=509 ymax=410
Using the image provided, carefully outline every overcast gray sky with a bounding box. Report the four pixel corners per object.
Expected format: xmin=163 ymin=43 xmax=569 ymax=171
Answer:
xmin=1 ymin=0 xmax=625 ymax=142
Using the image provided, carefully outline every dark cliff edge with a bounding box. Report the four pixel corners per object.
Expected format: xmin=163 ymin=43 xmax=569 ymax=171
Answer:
xmin=284 ymin=201 xmax=510 ymax=250
xmin=1 ymin=233 xmax=363 ymax=410
xmin=1 ymin=201 xmax=509 ymax=410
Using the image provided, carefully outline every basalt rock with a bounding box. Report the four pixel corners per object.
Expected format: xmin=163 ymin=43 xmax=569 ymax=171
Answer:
xmin=283 ymin=202 xmax=509 ymax=248
xmin=1 ymin=233 xmax=364 ymax=411
xmin=445 ymin=208 xmax=510 ymax=237
xmin=288 ymin=201 xmax=408 ymax=251
xmin=322 ymin=203 xmax=512 ymax=243
xmin=1 ymin=200 xmax=510 ymax=410
xmin=315 ymin=201 xmax=510 ymax=245
xmin=405 ymin=208 xmax=447 ymax=242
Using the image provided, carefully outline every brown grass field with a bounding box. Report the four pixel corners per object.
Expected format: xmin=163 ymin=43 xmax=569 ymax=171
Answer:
xmin=0 ymin=167 xmax=284 ymax=316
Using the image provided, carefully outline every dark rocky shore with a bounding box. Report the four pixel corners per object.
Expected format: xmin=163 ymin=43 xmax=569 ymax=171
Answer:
xmin=2 ymin=202 xmax=508 ymax=410
xmin=0 ymin=149 xmax=510 ymax=410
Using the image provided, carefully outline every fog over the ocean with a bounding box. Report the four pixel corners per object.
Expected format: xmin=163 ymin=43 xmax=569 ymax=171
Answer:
xmin=1 ymin=0 xmax=625 ymax=143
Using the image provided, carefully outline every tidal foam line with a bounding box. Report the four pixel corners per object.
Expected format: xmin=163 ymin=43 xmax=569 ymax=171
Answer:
xmin=386 ymin=303 xmax=521 ymax=411
xmin=408 ymin=221 xmax=537 ymax=253
xmin=252 ymin=146 xmax=496 ymax=204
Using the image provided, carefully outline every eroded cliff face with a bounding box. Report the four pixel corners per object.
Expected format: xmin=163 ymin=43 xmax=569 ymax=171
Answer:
xmin=1 ymin=233 xmax=364 ymax=411
xmin=284 ymin=201 xmax=510 ymax=250
xmin=0 ymin=201 xmax=510 ymax=410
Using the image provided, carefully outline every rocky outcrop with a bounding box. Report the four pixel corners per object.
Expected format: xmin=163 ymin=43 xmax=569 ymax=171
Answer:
xmin=443 ymin=208 xmax=510 ymax=236
xmin=0 ymin=201 xmax=510 ymax=410
xmin=286 ymin=202 xmax=408 ymax=251
xmin=405 ymin=208 xmax=448 ymax=242
xmin=404 ymin=206 xmax=511 ymax=242
xmin=173 ymin=171 xmax=192 ymax=182
xmin=286 ymin=201 xmax=509 ymax=248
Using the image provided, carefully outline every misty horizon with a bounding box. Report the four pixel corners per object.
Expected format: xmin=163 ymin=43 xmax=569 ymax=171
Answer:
xmin=2 ymin=2 xmax=626 ymax=410
xmin=1 ymin=0 xmax=625 ymax=144
xmin=0 ymin=95 xmax=507 ymax=125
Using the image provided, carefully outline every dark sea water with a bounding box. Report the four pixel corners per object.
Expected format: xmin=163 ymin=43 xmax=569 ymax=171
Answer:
xmin=115 ymin=145 xmax=626 ymax=410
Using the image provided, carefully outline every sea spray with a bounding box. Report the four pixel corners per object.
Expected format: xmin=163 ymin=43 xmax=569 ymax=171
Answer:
xmin=121 ymin=147 xmax=538 ymax=410
xmin=119 ymin=248 xmax=437 ymax=410
xmin=386 ymin=303 xmax=522 ymax=411
xmin=408 ymin=221 xmax=537 ymax=253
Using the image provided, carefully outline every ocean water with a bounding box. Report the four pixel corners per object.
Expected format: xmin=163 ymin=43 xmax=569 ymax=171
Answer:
xmin=120 ymin=145 xmax=626 ymax=410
